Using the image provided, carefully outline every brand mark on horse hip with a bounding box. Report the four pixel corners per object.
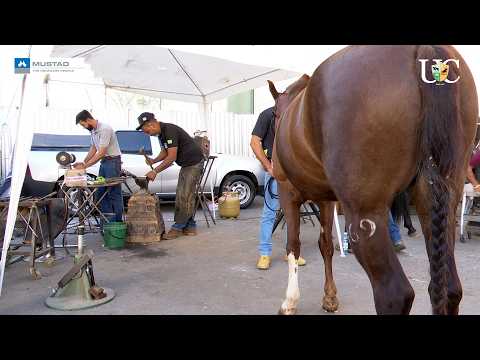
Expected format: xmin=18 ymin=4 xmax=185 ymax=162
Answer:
xmin=348 ymin=223 xmax=360 ymax=243
xmin=360 ymin=219 xmax=376 ymax=238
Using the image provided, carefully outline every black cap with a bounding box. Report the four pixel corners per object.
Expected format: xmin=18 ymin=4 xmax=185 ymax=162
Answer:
xmin=136 ymin=112 xmax=155 ymax=130
xmin=76 ymin=110 xmax=93 ymax=124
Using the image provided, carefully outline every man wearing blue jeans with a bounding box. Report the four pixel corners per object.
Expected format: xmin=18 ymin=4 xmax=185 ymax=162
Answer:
xmin=251 ymin=107 xmax=306 ymax=270
xmin=388 ymin=211 xmax=407 ymax=252
xmin=73 ymin=110 xmax=124 ymax=227
xmin=259 ymin=172 xmax=278 ymax=257
xmin=96 ymin=157 xmax=123 ymax=223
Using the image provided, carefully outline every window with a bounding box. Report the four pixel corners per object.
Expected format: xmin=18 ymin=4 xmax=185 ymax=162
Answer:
xmin=31 ymin=133 xmax=91 ymax=151
xmin=227 ymin=90 xmax=254 ymax=114
xmin=116 ymin=131 xmax=153 ymax=155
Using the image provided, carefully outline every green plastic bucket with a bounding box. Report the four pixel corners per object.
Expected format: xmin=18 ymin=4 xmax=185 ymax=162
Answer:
xmin=103 ymin=222 xmax=127 ymax=249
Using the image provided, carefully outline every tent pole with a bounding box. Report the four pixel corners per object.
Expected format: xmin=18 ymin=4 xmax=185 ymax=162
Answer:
xmin=204 ymin=100 xmax=210 ymax=133
xmin=0 ymin=45 xmax=51 ymax=295
xmin=199 ymin=98 xmax=210 ymax=133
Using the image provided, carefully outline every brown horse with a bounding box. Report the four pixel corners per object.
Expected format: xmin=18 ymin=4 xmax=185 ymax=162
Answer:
xmin=269 ymin=45 xmax=478 ymax=315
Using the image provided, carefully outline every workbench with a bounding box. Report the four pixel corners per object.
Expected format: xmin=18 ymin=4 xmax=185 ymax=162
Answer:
xmin=57 ymin=179 xmax=125 ymax=254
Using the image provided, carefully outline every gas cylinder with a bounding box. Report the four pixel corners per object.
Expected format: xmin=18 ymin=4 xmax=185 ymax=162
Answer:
xmin=218 ymin=191 xmax=240 ymax=218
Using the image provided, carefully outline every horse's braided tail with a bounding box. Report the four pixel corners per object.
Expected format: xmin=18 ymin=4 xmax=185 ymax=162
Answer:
xmin=416 ymin=45 xmax=462 ymax=315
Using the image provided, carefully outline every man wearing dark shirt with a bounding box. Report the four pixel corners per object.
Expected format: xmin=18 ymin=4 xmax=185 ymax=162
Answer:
xmin=136 ymin=112 xmax=205 ymax=239
xmin=250 ymin=107 xmax=306 ymax=270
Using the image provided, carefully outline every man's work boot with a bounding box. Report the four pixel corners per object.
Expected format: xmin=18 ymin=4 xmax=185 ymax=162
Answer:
xmin=256 ymin=255 xmax=271 ymax=270
xmin=283 ymin=255 xmax=307 ymax=266
xmin=183 ymin=227 xmax=197 ymax=236
xmin=163 ymin=228 xmax=184 ymax=240
xmin=393 ymin=240 xmax=406 ymax=252
xmin=407 ymin=227 xmax=417 ymax=237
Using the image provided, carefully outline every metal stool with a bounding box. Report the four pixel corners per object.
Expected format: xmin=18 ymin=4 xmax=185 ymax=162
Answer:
xmin=0 ymin=192 xmax=59 ymax=279
xmin=272 ymin=201 xmax=321 ymax=235
xmin=271 ymin=201 xmax=345 ymax=256
xmin=193 ymin=155 xmax=217 ymax=227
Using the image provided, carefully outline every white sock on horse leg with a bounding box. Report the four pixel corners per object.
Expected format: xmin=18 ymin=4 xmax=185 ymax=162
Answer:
xmin=280 ymin=252 xmax=300 ymax=314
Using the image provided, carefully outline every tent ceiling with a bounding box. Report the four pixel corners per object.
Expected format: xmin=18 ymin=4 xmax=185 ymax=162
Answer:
xmin=50 ymin=45 xmax=299 ymax=103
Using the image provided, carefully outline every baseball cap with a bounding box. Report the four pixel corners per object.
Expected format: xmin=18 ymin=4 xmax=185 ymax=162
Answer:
xmin=136 ymin=112 xmax=155 ymax=130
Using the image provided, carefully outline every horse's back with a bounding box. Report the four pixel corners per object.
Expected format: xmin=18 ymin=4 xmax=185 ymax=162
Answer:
xmin=307 ymin=45 xmax=477 ymax=209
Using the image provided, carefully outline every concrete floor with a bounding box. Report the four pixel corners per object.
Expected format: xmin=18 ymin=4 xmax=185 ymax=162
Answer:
xmin=1 ymin=197 xmax=480 ymax=315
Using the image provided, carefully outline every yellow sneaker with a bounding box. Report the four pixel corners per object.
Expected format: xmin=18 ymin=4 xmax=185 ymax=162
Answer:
xmin=283 ymin=255 xmax=306 ymax=266
xmin=256 ymin=255 xmax=271 ymax=270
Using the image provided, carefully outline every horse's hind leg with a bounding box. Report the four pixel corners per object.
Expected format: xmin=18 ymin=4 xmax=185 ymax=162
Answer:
xmin=317 ymin=201 xmax=339 ymax=312
xmin=277 ymin=181 xmax=302 ymax=315
xmin=344 ymin=207 xmax=415 ymax=314
xmin=412 ymin=178 xmax=462 ymax=315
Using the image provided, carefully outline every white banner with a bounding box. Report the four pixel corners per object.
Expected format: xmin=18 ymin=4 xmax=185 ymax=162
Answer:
xmin=0 ymin=46 xmax=53 ymax=296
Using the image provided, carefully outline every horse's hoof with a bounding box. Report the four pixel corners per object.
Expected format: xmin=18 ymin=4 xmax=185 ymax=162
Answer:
xmin=322 ymin=296 xmax=339 ymax=313
xmin=323 ymin=309 xmax=339 ymax=314
xmin=278 ymin=307 xmax=297 ymax=315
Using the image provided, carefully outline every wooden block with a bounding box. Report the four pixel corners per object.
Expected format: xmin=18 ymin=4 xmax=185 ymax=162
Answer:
xmin=125 ymin=192 xmax=165 ymax=244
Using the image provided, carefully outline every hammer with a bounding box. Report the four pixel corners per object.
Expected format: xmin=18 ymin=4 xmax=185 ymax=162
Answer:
xmin=139 ymin=146 xmax=155 ymax=171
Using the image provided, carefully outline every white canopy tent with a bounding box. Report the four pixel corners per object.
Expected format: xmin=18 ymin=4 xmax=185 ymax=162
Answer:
xmin=0 ymin=45 xmax=300 ymax=295
xmin=0 ymin=45 xmax=53 ymax=295
xmin=166 ymin=45 xmax=480 ymax=95
xmin=165 ymin=45 xmax=349 ymax=75
xmin=50 ymin=45 xmax=300 ymax=129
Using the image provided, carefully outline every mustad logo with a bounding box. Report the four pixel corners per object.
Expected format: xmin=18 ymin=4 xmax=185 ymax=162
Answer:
xmin=14 ymin=57 xmax=88 ymax=74
xmin=32 ymin=61 xmax=69 ymax=67
xmin=14 ymin=58 xmax=30 ymax=73
xmin=419 ymin=58 xmax=460 ymax=85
